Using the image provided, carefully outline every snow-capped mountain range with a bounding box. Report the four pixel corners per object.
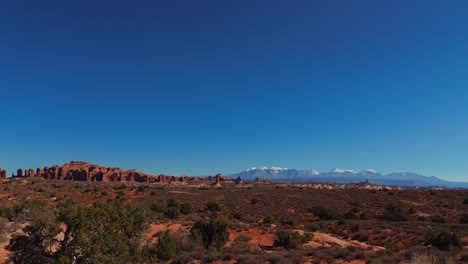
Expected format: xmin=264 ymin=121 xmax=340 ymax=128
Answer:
xmin=229 ymin=167 xmax=468 ymax=188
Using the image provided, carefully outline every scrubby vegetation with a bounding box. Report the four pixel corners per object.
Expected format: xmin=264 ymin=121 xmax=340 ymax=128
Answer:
xmin=0 ymin=179 xmax=466 ymax=263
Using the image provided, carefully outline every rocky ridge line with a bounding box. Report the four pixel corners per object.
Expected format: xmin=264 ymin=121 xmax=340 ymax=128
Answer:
xmin=8 ymin=161 xmax=230 ymax=183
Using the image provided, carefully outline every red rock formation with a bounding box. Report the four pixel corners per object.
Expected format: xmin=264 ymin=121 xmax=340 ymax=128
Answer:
xmin=7 ymin=161 xmax=233 ymax=184
xmin=235 ymin=176 xmax=242 ymax=185
xmin=213 ymin=173 xmax=222 ymax=187
xmin=25 ymin=168 xmax=35 ymax=178
xmin=0 ymin=168 xmax=6 ymax=179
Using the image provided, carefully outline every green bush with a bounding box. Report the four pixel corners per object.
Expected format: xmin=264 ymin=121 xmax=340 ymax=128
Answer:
xmin=157 ymin=231 xmax=176 ymax=260
xmin=150 ymin=203 xmax=165 ymax=213
xmin=206 ymin=202 xmax=222 ymax=212
xmin=190 ymin=217 xmax=229 ymax=250
xmin=274 ymin=230 xmax=303 ymax=250
xmin=263 ymin=215 xmax=275 ymax=225
xmin=166 ymin=199 xmax=179 ymax=208
xmin=180 ymin=202 xmax=193 ymax=215
xmin=280 ymin=216 xmax=300 ymax=228
xmin=380 ymin=204 xmax=406 ymax=222
xmin=425 ymin=230 xmax=463 ymax=251
xmin=308 ymin=206 xmax=337 ymax=220
xmin=165 ymin=207 xmax=180 ymax=219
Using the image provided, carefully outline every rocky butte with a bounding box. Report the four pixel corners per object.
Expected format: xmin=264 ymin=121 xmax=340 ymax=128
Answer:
xmin=0 ymin=168 xmax=7 ymax=179
xmin=9 ymin=161 xmax=230 ymax=183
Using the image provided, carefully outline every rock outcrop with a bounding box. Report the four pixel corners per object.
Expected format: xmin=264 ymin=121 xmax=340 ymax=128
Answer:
xmin=7 ymin=161 xmax=233 ymax=184
xmin=0 ymin=168 xmax=6 ymax=179
xmin=213 ymin=173 xmax=222 ymax=187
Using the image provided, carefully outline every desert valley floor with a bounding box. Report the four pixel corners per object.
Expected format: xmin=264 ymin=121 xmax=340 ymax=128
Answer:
xmin=0 ymin=178 xmax=467 ymax=263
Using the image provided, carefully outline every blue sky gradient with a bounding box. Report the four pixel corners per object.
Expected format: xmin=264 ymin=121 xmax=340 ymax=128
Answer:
xmin=1 ymin=1 xmax=468 ymax=181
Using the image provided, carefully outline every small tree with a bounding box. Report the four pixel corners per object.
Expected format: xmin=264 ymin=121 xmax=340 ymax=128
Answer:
xmin=190 ymin=217 xmax=229 ymax=250
xmin=274 ymin=230 xmax=303 ymax=250
xmin=157 ymin=231 xmax=176 ymax=260
xmin=7 ymin=201 xmax=59 ymax=264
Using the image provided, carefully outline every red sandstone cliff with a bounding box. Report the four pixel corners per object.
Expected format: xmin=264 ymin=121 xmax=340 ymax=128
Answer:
xmin=8 ymin=161 xmax=230 ymax=183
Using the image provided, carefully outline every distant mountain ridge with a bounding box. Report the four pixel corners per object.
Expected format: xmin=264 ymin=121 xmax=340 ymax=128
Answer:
xmin=229 ymin=167 xmax=468 ymax=188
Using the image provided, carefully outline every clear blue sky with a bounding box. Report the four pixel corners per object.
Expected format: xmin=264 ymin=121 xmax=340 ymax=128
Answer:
xmin=1 ymin=1 xmax=468 ymax=181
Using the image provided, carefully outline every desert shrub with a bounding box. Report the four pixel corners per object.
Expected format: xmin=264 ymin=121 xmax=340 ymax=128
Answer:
xmin=407 ymin=206 xmax=416 ymax=214
xmin=343 ymin=207 xmax=359 ymax=219
xmin=351 ymin=232 xmax=369 ymax=242
xmin=157 ymin=231 xmax=177 ymax=260
xmin=301 ymin=231 xmax=313 ymax=243
xmin=136 ymin=185 xmax=147 ymax=193
xmin=425 ymin=230 xmax=463 ymax=251
xmin=463 ymin=198 xmax=468 ymax=205
xmin=304 ymin=223 xmax=318 ymax=232
xmin=222 ymin=252 xmax=233 ymax=261
xmin=269 ymin=254 xmax=289 ymax=264
xmin=231 ymin=212 xmax=244 ymax=220
xmin=274 ymin=230 xmax=303 ymax=250
xmin=236 ymin=255 xmax=259 ymax=264
xmin=431 ymin=216 xmax=448 ymax=223
xmin=171 ymin=253 xmax=193 ymax=264
xmin=190 ymin=217 xmax=229 ymax=250
xmin=113 ymin=183 xmax=127 ymax=190
xmin=417 ymin=216 xmax=428 ymax=222
xmin=337 ymin=218 xmax=346 ymax=226
xmin=328 ymin=246 xmax=350 ymax=259
xmin=150 ymin=203 xmax=165 ymax=213
xmin=165 ymin=207 xmax=180 ymax=219
xmin=280 ymin=216 xmax=299 ymax=228
xmin=263 ymin=215 xmax=275 ymax=225
xmin=200 ymin=251 xmax=222 ymax=263
xmin=167 ymin=199 xmax=180 ymax=208
xmin=350 ymin=223 xmax=360 ymax=232
xmin=385 ymin=241 xmax=399 ymax=252
xmin=381 ymin=204 xmax=406 ymax=222
xmin=285 ymin=250 xmax=306 ymax=264
xmin=459 ymin=214 xmax=468 ymax=224
xmin=51 ymin=183 xmax=62 ymax=189
xmin=150 ymin=191 xmax=157 ymax=195
xmin=180 ymin=202 xmax=192 ymax=215
xmin=205 ymin=202 xmax=222 ymax=212
xmin=250 ymin=198 xmax=258 ymax=205
xmin=410 ymin=253 xmax=456 ymax=264
xmin=308 ymin=206 xmax=337 ymax=220
xmin=0 ymin=206 xmax=16 ymax=221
